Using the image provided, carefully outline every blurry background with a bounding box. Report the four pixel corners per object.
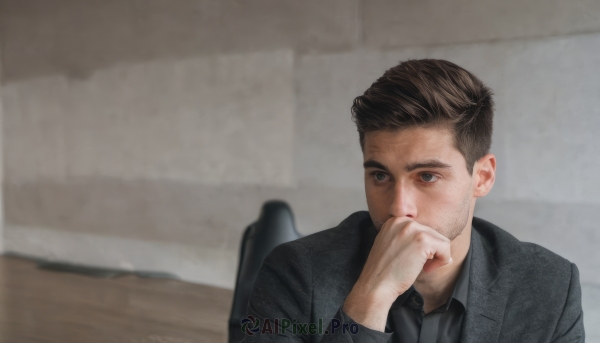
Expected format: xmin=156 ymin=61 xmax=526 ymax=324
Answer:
xmin=0 ymin=0 xmax=599 ymax=340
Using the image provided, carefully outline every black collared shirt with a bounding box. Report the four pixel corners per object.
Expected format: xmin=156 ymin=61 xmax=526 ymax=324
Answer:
xmin=387 ymin=242 xmax=472 ymax=343
xmin=341 ymin=242 xmax=472 ymax=343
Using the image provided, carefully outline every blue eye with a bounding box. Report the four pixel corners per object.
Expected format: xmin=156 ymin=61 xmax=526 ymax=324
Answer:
xmin=421 ymin=173 xmax=438 ymax=182
xmin=371 ymin=172 xmax=387 ymax=182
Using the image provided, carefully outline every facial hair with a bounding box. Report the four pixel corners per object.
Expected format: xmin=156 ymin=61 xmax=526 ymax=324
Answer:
xmin=438 ymin=187 xmax=472 ymax=241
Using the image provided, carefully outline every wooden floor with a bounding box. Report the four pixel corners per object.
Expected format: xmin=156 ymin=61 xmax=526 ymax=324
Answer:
xmin=0 ymin=256 xmax=233 ymax=343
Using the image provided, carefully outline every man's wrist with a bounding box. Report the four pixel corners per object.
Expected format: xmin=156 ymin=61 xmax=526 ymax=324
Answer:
xmin=342 ymin=285 xmax=399 ymax=332
xmin=337 ymin=307 xmax=394 ymax=342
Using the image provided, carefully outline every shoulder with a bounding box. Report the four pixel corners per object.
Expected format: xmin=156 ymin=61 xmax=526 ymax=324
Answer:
xmin=260 ymin=210 xmax=375 ymax=293
xmin=472 ymin=217 xmax=575 ymax=290
xmin=269 ymin=210 xmax=374 ymax=259
xmin=252 ymin=211 xmax=373 ymax=307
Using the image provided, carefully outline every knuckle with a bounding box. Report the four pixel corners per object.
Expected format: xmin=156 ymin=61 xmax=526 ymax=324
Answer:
xmin=413 ymin=231 xmax=428 ymax=244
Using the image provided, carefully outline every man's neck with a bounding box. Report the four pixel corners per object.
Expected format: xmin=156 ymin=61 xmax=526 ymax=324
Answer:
xmin=413 ymin=224 xmax=472 ymax=314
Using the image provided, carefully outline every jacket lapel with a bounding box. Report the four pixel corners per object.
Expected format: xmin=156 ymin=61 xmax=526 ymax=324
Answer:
xmin=460 ymin=225 xmax=509 ymax=343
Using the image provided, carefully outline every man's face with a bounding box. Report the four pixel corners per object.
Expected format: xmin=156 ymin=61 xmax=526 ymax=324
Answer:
xmin=363 ymin=126 xmax=475 ymax=241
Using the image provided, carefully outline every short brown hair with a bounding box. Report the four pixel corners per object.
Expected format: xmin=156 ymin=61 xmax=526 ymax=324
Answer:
xmin=351 ymin=59 xmax=494 ymax=175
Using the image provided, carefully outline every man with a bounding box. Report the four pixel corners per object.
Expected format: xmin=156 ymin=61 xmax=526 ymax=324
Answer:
xmin=241 ymin=59 xmax=584 ymax=342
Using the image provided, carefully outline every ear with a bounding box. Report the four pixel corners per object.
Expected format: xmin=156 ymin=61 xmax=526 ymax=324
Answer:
xmin=473 ymin=153 xmax=496 ymax=198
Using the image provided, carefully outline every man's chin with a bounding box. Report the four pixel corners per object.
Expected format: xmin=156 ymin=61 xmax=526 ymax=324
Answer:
xmin=370 ymin=216 xmax=386 ymax=232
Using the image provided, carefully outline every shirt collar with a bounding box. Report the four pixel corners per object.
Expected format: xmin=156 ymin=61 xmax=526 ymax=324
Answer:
xmin=448 ymin=239 xmax=471 ymax=310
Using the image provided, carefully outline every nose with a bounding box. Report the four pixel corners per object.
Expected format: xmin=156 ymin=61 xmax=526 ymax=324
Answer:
xmin=389 ymin=182 xmax=417 ymax=218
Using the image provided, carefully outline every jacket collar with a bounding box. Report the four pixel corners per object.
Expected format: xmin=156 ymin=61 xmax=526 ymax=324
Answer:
xmin=459 ymin=217 xmax=509 ymax=343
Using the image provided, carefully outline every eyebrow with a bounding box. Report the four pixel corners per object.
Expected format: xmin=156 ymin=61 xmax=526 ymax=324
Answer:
xmin=363 ymin=159 xmax=452 ymax=172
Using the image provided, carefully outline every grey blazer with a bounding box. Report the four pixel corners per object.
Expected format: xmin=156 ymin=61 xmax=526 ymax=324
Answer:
xmin=243 ymin=211 xmax=585 ymax=342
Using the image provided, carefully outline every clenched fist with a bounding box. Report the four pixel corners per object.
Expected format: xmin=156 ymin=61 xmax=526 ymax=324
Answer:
xmin=342 ymin=216 xmax=453 ymax=331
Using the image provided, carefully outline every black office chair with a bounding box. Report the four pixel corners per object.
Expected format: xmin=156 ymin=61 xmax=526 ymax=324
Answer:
xmin=228 ymin=200 xmax=302 ymax=343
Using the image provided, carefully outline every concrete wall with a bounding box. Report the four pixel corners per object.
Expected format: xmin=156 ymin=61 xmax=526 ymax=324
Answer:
xmin=0 ymin=42 xmax=3 ymax=253
xmin=1 ymin=1 xmax=599 ymax=339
